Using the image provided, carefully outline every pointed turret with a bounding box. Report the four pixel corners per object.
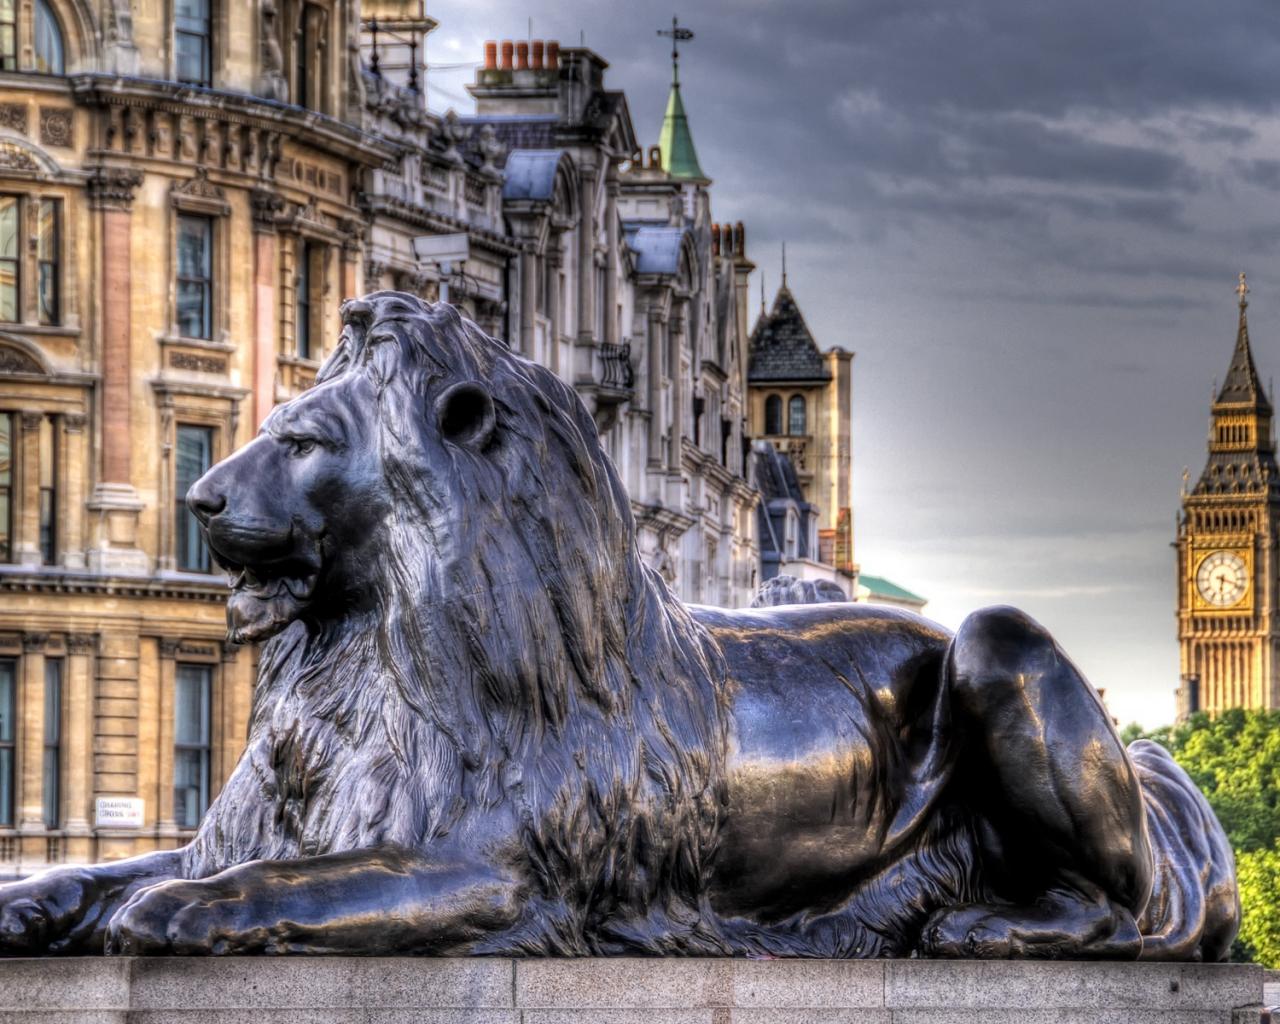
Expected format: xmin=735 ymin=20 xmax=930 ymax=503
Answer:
xmin=655 ymin=17 xmax=707 ymax=182
xmin=1216 ymin=273 xmax=1272 ymax=414
xmin=1192 ymin=273 xmax=1278 ymax=497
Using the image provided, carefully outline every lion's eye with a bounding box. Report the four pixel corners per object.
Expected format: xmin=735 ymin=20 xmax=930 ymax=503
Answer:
xmin=288 ymin=438 xmax=318 ymax=456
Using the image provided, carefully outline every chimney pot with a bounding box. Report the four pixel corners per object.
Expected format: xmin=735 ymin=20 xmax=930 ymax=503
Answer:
xmin=711 ymin=223 xmax=721 ymax=257
xmin=735 ymin=221 xmax=746 ymax=257
xmin=723 ymin=224 xmax=733 ymax=254
xmin=516 ymin=41 xmax=530 ymax=70
xmin=483 ymin=40 xmax=497 ymax=70
xmin=546 ymin=41 xmax=560 ymax=69
xmin=500 ymin=40 xmax=514 ymax=70
xmin=532 ymin=40 xmax=545 ymax=69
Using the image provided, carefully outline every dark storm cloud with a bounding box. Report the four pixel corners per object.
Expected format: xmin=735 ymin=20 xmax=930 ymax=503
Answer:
xmin=431 ymin=0 xmax=1280 ymax=724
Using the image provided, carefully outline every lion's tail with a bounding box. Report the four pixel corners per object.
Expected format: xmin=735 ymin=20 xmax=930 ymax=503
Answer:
xmin=1129 ymin=739 xmax=1239 ymax=962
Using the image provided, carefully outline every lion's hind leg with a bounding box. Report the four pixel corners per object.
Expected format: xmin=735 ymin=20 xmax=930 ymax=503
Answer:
xmin=1130 ymin=740 xmax=1239 ymax=962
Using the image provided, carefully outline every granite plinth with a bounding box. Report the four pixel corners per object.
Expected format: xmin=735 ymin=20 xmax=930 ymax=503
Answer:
xmin=0 ymin=958 xmax=1265 ymax=1024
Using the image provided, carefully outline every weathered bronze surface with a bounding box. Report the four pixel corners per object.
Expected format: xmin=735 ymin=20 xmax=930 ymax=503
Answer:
xmin=0 ymin=293 xmax=1239 ymax=959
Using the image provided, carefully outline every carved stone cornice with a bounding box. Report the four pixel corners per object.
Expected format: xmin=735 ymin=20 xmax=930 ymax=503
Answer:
xmin=170 ymin=167 xmax=230 ymax=216
xmin=87 ymin=167 xmax=144 ymax=211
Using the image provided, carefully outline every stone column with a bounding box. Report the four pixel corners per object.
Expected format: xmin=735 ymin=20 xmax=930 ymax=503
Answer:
xmin=155 ymin=639 xmax=179 ymax=834
xmin=577 ymin=164 xmax=596 ymax=344
xmin=518 ymin=243 xmax=537 ymax=357
xmin=604 ymin=175 xmax=619 ymax=347
xmin=15 ymin=411 xmax=41 ymax=567
xmin=547 ymin=243 xmax=563 ymax=375
xmin=668 ymin=309 xmax=686 ymax=475
xmin=85 ymin=169 xmax=146 ymax=575
xmin=647 ymin=306 xmax=665 ymax=467
xmin=59 ymin=413 xmax=86 ymax=569
xmin=63 ymin=634 xmax=96 ymax=840
xmin=251 ymin=189 xmax=283 ymax=429
xmin=17 ymin=632 xmax=46 ymax=833
xmin=340 ymin=229 xmax=361 ymax=302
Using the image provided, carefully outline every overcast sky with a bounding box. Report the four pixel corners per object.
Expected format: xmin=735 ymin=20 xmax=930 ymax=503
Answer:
xmin=423 ymin=0 xmax=1280 ymax=727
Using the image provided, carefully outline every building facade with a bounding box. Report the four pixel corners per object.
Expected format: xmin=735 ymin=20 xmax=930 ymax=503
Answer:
xmin=0 ymin=5 xmax=762 ymax=874
xmin=0 ymin=0 xmax=393 ymax=875
xmin=747 ymin=281 xmax=855 ymax=594
xmin=1176 ymin=275 xmax=1280 ymax=719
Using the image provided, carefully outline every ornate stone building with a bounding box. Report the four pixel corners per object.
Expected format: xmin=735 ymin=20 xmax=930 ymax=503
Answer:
xmin=453 ymin=37 xmax=760 ymax=607
xmin=747 ymin=279 xmax=855 ymax=594
xmin=0 ymin=0 xmax=390 ymax=874
xmin=0 ymin=3 xmax=765 ymax=875
xmin=1176 ymin=275 xmax=1280 ymax=719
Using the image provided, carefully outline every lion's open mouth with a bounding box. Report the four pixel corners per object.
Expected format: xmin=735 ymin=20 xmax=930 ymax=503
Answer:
xmin=212 ymin=545 xmax=321 ymax=645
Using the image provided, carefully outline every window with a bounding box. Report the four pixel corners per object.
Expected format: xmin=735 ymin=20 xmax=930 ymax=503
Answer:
xmin=764 ymin=395 xmax=782 ymax=436
xmin=42 ymin=659 xmax=61 ymax=828
xmin=37 ymin=199 xmax=60 ymax=325
xmin=0 ymin=413 xmax=11 ymax=563
xmin=38 ymin=414 xmax=55 ymax=564
xmin=175 ymin=425 xmax=212 ymax=572
xmin=0 ymin=197 xmax=17 ymax=323
xmin=0 ymin=0 xmax=14 ymax=70
xmin=174 ymin=663 xmax=211 ymax=829
xmin=33 ymin=0 xmax=63 ymax=74
xmin=295 ymin=240 xmax=311 ymax=359
xmin=175 ymin=0 xmax=211 ymax=86
xmin=295 ymin=3 xmax=325 ymax=109
xmin=0 ymin=660 xmax=13 ymax=826
xmin=788 ymin=395 xmax=807 ymax=436
xmin=176 ymin=215 xmax=212 ymax=339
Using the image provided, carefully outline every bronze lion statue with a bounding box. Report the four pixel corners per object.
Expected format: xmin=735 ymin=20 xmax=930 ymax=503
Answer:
xmin=0 ymin=293 xmax=1238 ymax=959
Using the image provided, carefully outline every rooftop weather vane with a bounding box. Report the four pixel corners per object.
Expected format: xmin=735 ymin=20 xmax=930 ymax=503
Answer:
xmin=658 ymin=16 xmax=694 ymax=86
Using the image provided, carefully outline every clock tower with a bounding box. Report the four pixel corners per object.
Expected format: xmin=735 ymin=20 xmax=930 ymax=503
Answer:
xmin=1176 ymin=274 xmax=1280 ymax=718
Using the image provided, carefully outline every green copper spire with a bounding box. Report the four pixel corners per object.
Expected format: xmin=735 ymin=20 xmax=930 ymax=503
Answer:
xmin=656 ymin=16 xmax=707 ymax=181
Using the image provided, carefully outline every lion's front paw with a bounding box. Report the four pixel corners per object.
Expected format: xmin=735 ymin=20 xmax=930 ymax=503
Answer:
xmin=0 ymin=872 xmax=89 ymax=956
xmin=105 ymin=879 xmax=265 ymax=956
xmin=920 ymin=904 xmax=1012 ymax=958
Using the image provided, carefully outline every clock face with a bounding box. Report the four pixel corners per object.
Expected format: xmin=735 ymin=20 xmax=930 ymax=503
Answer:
xmin=1196 ymin=551 xmax=1249 ymax=607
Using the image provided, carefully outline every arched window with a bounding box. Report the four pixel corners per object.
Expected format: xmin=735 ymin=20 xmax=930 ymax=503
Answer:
xmin=34 ymin=0 xmax=64 ymax=74
xmin=764 ymin=395 xmax=782 ymax=436
xmin=788 ymin=395 xmax=806 ymax=436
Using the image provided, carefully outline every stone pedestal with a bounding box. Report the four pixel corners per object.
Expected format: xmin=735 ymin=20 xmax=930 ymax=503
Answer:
xmin=0 ymin=958 xmax=1266 ymax=1023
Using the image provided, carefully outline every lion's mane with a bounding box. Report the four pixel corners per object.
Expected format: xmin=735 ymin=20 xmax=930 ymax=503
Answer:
xmin=184 ymin=294 xmax=731 ymax=953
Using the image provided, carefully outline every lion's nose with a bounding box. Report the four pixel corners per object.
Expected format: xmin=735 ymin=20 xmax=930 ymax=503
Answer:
xmin=186 ymin=473 xmax=226 ymax=525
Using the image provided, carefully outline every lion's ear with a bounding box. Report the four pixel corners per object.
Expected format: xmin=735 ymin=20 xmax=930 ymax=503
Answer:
xmin=435 ymin=380 xmax=496 ymax=450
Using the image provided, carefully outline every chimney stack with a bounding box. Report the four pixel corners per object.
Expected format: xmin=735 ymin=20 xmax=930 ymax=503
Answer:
xmin=516 ymin=40 xmax=529 ymax=69
xmin=500 ymin=40 xmax=514 ymax=70
xmin=546 ymin=41 xmax=560 ymax=69
xmin=532 ymin=40 xmax=544 ymax=69
xmin=483 ymin=40 xmax=497 ymax=70
xmin=735 ymin=222 xmax=746 ymax=258
xmin=711 ymin=223 xmax=721 ymax=257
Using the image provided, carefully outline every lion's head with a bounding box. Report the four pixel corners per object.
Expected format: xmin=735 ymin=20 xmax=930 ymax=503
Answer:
xmin=187 ymin=294 xmax=726 ymax=909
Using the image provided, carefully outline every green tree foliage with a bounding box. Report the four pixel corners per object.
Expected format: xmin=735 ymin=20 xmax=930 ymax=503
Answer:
xmin=1126 ymin=708 xmax=1280 ymax=966
xmin=1234 ymin=845 xmax=1280 ymax=968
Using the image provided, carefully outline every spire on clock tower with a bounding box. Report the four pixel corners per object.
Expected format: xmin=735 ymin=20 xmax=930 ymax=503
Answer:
xmin=1193 ymin=273 xmax=1278 ymax=496
xmin=1215 ymin=272 xmax=1272 ymax=415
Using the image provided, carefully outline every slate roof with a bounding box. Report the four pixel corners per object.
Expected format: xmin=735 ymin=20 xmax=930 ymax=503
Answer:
xmin=459 ymin=115 xmax=558 ymax=169
xmin=753 ymin=439 xmax=806 ymax=505
xmin=502 ymin=149 xmax=564 ymax=201
xmin=748 ymin=285 xmax=831 ymax=383
xmin=624 ymin=223 xmax=686 ymax=275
